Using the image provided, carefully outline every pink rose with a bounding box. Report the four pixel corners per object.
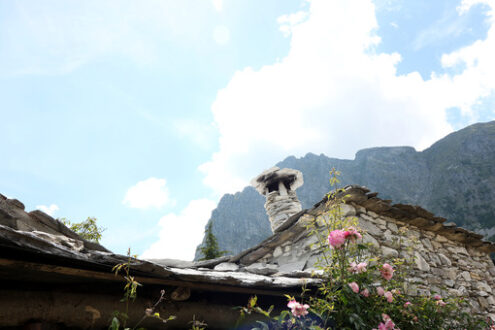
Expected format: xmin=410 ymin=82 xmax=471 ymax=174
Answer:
xmin=344 ymin=227 xmax=362 ymax=241
xmin=348 ymin=261 xmax=357 ymax=273
xmin=360 ymin=288 xmax=370 ymax=297
xmin=377 ymin=286 xmax=385 ymax=296
xmin=404 ymin=301 xmax=411 ymax=307
xmin=433 ymin=294 xmax=442 ymax=300
xmin=384 ymin=291 xmax=394 ymax=303
xmin=384 ymin=320 xmax=396 ymax=329
xmin=356 ymin=262 xmax=367 ymax=273
xmin=377 ymin=314 xmax=396 ymax=330
xmin=380 ymin=263 xmax=394 ymax=281
xmin=436 ymin=300 xmax=446 ymax=307
xmin=328 ymin=230 xmax=346 ymax=249
xmin=348 ymin=282 xmax=360 ymax=293
xmin=287 ymin=300 xmax=309 ymax=318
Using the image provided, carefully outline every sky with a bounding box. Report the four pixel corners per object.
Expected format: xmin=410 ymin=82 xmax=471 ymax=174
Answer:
xmin=1 ymin=0 xmax=495 ymax=260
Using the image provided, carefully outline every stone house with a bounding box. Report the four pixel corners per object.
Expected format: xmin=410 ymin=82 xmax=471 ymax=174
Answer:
xmin=1 ymin=167 xmax=495 ymax=328
xmin=247 ymin=167 xmax=495 ymax=319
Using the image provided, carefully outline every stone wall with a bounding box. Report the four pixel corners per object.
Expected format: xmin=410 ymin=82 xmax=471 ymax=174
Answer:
xmin=256 ymin=202 xmax=495 ymax=319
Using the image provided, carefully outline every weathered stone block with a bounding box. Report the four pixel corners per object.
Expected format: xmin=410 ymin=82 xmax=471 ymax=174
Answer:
xmin=381 ymin=246 xmax=398 ymax=258
xmin=244 ymin=263 xmax=279 ymax=275
xmin=387 ymin=222 xmax=398 ymax=233
xmin=362 ymin=233 xmax=379 ymax=249
xmin=476 ymin=282 xmax=492 ymax=293
xmin=358 ymin=216 xmax=382 ymax=236
xmin=459 ymin=271 xmax=472 ymax=281
xmin=340 ymin=204 xmax=356 ymax=217
xmin=214 ymin=262 xmax=240 ymax=272
xmin=414 ymin=252 xmax=430 ymax=272
xmin=273 ymin=246 xmax=283 ymax=258
xmin=438 ymin=253 xmax=452 ymax=266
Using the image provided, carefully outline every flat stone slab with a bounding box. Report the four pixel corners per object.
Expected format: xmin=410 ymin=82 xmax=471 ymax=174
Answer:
xmin=214 ymin=262 xmax=240 ymax=272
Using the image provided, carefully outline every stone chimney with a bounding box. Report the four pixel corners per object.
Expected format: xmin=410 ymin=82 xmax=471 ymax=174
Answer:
xmin=251 ymin=167 xmax=303 ymax=232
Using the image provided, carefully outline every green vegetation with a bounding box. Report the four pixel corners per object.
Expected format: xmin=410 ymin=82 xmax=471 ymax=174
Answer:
xmin=60 ymin=216 xmax=105 ymax=243
xmin=110 ymin=248 xmax=175 ymax=329
xmin=199 ymin=222 xmax=227 ymax=260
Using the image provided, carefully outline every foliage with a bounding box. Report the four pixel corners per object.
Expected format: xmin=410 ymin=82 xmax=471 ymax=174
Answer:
xmin=189 ymin=315 xmax=208 ymax=330
xmin=237 ymin=169 xmax=490 ymax=330
xmin=60 ymin=216 xmax=105 ymax=243
xmin=110 ymin=248 xmax=175 ymax=330
xmin=199 ymin=221 xmax=227 ymax=260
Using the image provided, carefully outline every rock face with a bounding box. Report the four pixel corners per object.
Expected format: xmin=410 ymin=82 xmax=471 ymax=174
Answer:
xmin=194 ymin=187 xmax=271 ymax=260
xmin=196 ymin=121 xmax=495 ymax=258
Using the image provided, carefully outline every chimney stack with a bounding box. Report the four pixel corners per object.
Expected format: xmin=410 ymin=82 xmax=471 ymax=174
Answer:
xmin=251 ymin=167 xmax=303 ymax=232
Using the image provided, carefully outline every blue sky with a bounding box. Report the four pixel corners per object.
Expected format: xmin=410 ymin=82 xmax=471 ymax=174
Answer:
xmin=1 ymin=0 xmax=494 ymax=260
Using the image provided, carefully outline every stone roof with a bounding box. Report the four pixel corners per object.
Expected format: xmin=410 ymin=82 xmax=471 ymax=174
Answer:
xmin=0 ymin=193 xmax=320 ymax=295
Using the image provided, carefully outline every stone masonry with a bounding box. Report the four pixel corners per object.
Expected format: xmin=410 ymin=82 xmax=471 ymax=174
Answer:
xmin=251 ymin=167 xmax=303 ymax=232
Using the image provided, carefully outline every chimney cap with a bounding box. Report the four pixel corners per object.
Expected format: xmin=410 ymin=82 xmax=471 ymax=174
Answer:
xmin=250 ymin=167 xmax=303 ymax=195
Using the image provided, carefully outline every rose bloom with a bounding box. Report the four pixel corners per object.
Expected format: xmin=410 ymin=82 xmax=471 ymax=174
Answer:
xmin=348 ymin=282 xmax=360 ymax=293
xmin=433 ymin=294 xmax=442 ymax=300
xmin=287 ymin=300 xmax=309 ymax=318
xmin=375 ymin=314 xmax=396 ymax=330
xmin=343 ymin=227 xmax=362 ymax=241
xmin=380 ymin=263 xmax=394 ymax=281
xmin=404 ymin=301 xmax=411 ymax=308
xmin=360 ymin=288 xmax=370 ymax=297
xmin=384 ymin=291 xmax=394 ymax=303
xmin=356 ymin=262 xmax=367 ymax=273
xmin=348 ymin=261 xmax=357 ymax=273
xmin=378 ymin=320 xmax=396 ymax=330
xmin=328 ymin=230 xmax=346 ymax=249
xmin=376 ymin=286 xmax=385 ymax=296
xmin=436 ymin=300 xmax=447 ymax=307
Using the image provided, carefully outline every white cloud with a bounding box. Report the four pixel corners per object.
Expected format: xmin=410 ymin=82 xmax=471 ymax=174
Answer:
xmin=457 ymin=0 xmax=495 ymax=14
xmin=199 ymin=0 xmax=495 ymax=195
xmin=277 ymin=11 xmax=309 ymax=37
xmin=36 ymin=204 xmax=59 ymax=216
xmin=123 ymin=178 xmax=174 ymax=209
xmin=140 ymin=199 xmax=217 ymax=260
xmin=436 ymin=0 xmax=495 ymax=118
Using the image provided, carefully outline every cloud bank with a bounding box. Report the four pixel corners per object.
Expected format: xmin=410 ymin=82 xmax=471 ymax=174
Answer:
xmin=123 ymin=177 xmax=174 ymax=209
xmin=140 ymin=199 xmax=217 ymax=260
xmin=199 ymin=0 xmax=495 ymax=195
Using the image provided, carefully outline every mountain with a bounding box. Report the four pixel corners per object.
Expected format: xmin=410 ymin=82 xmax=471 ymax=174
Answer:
xmin=195 ymin=121 xmax=495 ymax=259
